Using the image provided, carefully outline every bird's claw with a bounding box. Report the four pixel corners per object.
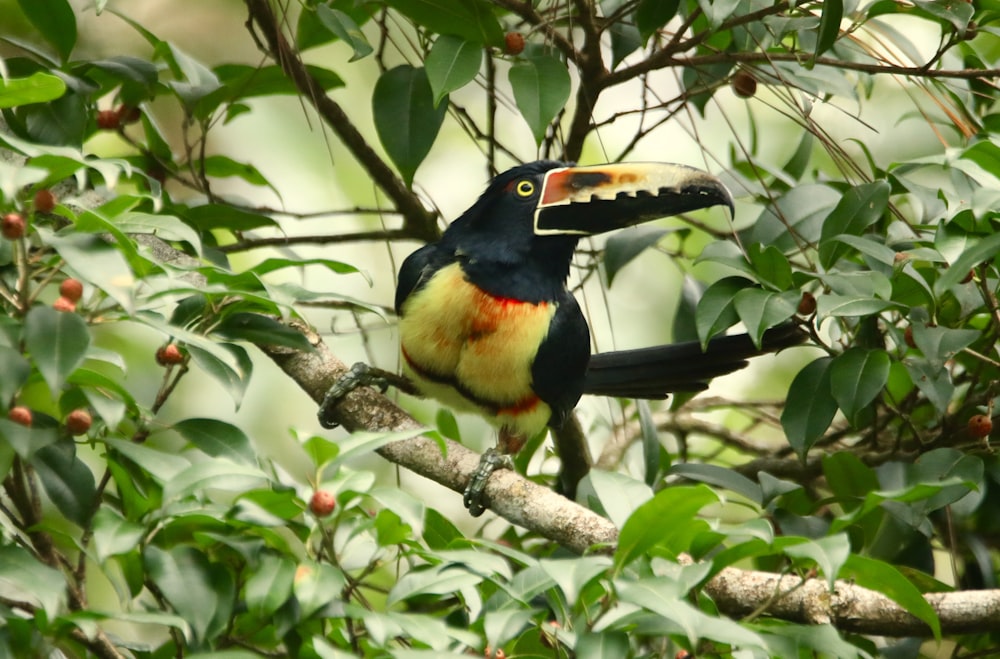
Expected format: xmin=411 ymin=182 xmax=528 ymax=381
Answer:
xmin=463 ymin=448 xmax=512 ymax=517
xmin=317 ymin=362 xmax=389 ymax=429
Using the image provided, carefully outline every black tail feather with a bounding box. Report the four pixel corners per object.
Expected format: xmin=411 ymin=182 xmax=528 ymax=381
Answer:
xmin=583 ymin=323 xmax=805 ymax=399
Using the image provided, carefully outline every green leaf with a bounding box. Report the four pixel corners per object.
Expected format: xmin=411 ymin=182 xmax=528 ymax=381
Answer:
xmin=0 ymin=545 xmax=67 ymax=619
xmin=828 ymin=348 xmax=890 ymax=426
xmin=822 ymin=452 xmax=878 ymax=512
xmin=144 ymin=545 xmax=233 ymax=643
xmin=104 ymin=438 xmax=190 ymax=483
xmin=186 ymin=342 xmax=253 ymax=409
xmin=636 ymin=0 xmax=680 ymax=42
xmin=91 ymin=507 xmax=146 ymax=562
xmin=783 ymin=534 xmax=850 ymax=589
xmin=604 ymin=226 xmax=671 ymax=286
xmin=316 ymin=4 xmax=373 ymax=61
xmin=215 ymin=313 xmax=314 ymax=352
xmin=173 ymin=418 xmax=256 ymax=465
xmin=24 ymin=305 xmax=91 ymax=395
xmin=16 ymin=0 xmax=77 ymax=62
xmin=815 ymin=294 xmax=898 ymax=317
xmin=733 ymin=288 xmax=797 ymax=348
xmin=842 ymin=554 xmax=941 ymax=639
xmin=182 ymin=203 xmax=278 ymax=231
xmin=294 ymin=562 xmax=348 ymax=617
xmin=668 ymin=463 xmax=762 ymax=505
xmin=0 ymin=72 xmax=67 ymax=108
xmin=584 ymin=469 xmax=653 ymax=528
xmin=615 ymin=484 xmax=718 ymax=569
xmin=746 ymin=243 xmax=794 ymax=290
xmin=933 ymin=232 xmax=1000 ymax=294
xmin=383 ymin=0 xmax=503 ymax=47
xmin=244 ymin=554 xmax=295 ymax=616
xmin=0 ymin=345 xmax=31 ymax=404
xmin=202 ymin=155 xmax=271 ymax=187
xmin=426 ymin=35 xmax=482 ymax=106
xmin=818 ymin=180 xmax=890 ymax=268
xmin=781 ymin=357 xmax=837 ymax=459
xmin=812 ymin=0 xmax=843 ymax=60
xmin=213 ymin=64 xmax=344 ymax=98
xmin=162 ymin=459 xmax=269 ymax=501
xmin=538 ymin=555 xmax=612 ymax=604
xmin=31 ymin=441 xmax=97 ymax=527
xmin=372 ymin=65 xmax=448 ymax=186
xmin=509 ymin=55 xmax=571 ymax=145
xmin=695 ymin=276 xmax=754 ymax=346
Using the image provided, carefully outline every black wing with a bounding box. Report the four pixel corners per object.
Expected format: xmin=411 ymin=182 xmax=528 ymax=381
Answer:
xmin=530 ymin=293 xmax=592 ymax=429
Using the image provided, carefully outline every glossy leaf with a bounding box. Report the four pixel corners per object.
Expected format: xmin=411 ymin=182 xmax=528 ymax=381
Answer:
xmin=695 ymin=276 xmax=754 ymax=346
xmin=425 ymin=35 xmax=481 ymax=105
xmin=0 ymin=72 xmax=67 ymax=108
xmin=843 ymin=554 xmax=941 ymax=639
xmin=615 ymin=485 xmax=718 ymax=569
xmin=733 ymin=287 xmax=797 ymax=347
xmin=244 ymin=554 xmax=295 ymax=616
xmin=16 ymin=0 xmax=77 ymax=62
xmin=933 ymin=232 xmax=1000 ymax=294
xmin=813 ymin=0 xmax=843 ymax=60
xmin=781 ymin=357 xmax=837 ymax=458
xmin=828 ymin=348 xmax=890 ymax=425
xmin=604 ymin=226 xmax=671 ymax=286
xmin=636 ymin=0 xmax=680 ymax=42
xmin=383 ymin=0 xmax=503 ymax=47
xmin=317 ymin=4 xmax=373 ymax=61
xmin=144 ymin=545 xmax=233 ymax=643
xmin=818 ymin=181 xmax=890 ymax=268
xmin=669 ymin=463 xmax=762 ymax=505
xmin=91 ymin=508 xmax=146 ymax=562
xmin=509 ymin=55 xmax=571 ymax=145
xmin=0 ymin=545 xmax=66 ymax=618
xmin=372 ymin=65 xmax=447 ymax=186
xmin=215 ymin=312 xmax=314 ymax=351
xmin=0 ymin=346 xmax=31 ymax=404
xmin=173 ymin=418 xmax=256 ymax=465
xmin=24 ymin=305 xmax=91 ymax=395
xmin=783 ymin=533 xmax=850 ymax=589
xmin=31 ymin=442 xmax=97 ymax=527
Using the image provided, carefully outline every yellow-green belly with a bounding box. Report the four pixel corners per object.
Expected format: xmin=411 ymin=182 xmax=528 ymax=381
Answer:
xmin=399 ymin=263 xmax=555 ymax=437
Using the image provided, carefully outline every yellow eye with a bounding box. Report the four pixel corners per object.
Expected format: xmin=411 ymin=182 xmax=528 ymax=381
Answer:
xmin=515 ymin=180 xmax=535 ymax=197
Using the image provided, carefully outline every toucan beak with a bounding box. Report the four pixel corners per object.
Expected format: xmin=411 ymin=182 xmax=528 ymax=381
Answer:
xmin=534 ymin=162 xmax=734 ymax=235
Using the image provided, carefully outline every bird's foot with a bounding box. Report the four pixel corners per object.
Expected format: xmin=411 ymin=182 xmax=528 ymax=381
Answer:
xmin=463 ymin=448 xmax=512 ymax=517
xmin=317 ymin=362 xmax=389 ymax=429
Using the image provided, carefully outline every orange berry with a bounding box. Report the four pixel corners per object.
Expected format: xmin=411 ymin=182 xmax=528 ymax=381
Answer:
xmin=8 ymin=406 xmax=32 ymax=427
xmin=34 ymin=189 xmax=56 ymax=213
xmin=309 ymin=490 xmax=337 ymax=517
xmin=503 ymin=32 xmax=525 ymax=56
xmin=797 ymin=291 xmax=816 ymax=316
xmin=968 ymin=414 xmax=993 ymax=438
xmin=65 ymin=409 xmax=93 ymax=435
xmin=60 ymin=278 xmax=84 ymax=302
xmin=53 ymin=296 xmax=77 ymax=312
xmin=155 ymin=343 xmax=184 ymax=366
xmin=2 ymin=212 xmax=25 ymax=239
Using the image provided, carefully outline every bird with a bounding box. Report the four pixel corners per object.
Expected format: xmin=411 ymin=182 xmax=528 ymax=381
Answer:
xmin=319 ymin=160 xmax=802 ymax=516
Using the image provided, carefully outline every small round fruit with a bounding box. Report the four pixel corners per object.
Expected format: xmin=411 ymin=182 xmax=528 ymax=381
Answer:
xmin=309 ymin=490 xmax=337 ymax=517
xmin=904 ymin=325 xmax=916 ymax=349
xmin=53 ymin=296 xmax=77 ymax=312
xmin=968 ymin=414 xmax=993 ymax=438
xmin=65 ymin=409 xmax=93 ymax=435
xmin=732 ymin=71 xmax=757 ymax=98
xmin=504 ymin=31 xmax=525 ymax=56
xmin=96 ymin=109 xmax=121 ymax=130
xmin=34 ymin=189 xmax=56 ymax=213
xmin=2 ymin=212 xmax=26 ymax=240
xmin=60 ymin=278 xmax=84 ymax=302
xmin=155 ymin=343 xmax=185 ymax=366
xmin=797 ymin=291 xmax=816 ymax=316
xmin=8 ymin=406 xmax=32 ymax=427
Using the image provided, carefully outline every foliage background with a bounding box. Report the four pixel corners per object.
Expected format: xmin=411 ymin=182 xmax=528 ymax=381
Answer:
xmin=0 ymin=0 xmax=999 ymax=657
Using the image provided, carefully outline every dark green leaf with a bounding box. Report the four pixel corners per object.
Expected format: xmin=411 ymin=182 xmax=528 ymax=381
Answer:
xmin=637 ymin=400 xmax=661 ymax=486
xmin=911 ymin=0 xmax=974 ymax=31
xmin=815 ymin=294 xmax=898 ymax=317
xmin=244 ymin=554 xmax=295 ymax=616
xmin=604 ymin=226 xmax=671 ymax=286
xmin=144 ymin=545 xmax=233 ymax=643
xmin=91 ymin=507 xmax=146 ymax=562
xmin=695 ymin=276 xmax=754 ymax=346
xmin=186 ymin=343 xmax=252 ymax=409
xmin=31 ymin=441 xmax=97 ymax=527
xmin=212 ymin=63 xmax=344 ymax=99
xmin=933 ymin=232 xmax=1000 ymax=294
xmin=843 ymin=554 xmax=941 ymax=639
xmin=746 ymin=243 xmax=794 ymax=290
xmin=317 ymin=5 xmax=373 ymax=61
xmin=822 ymin=452 xmax=878 ymax=511
xmin=615 ymin=485 xmax=718 ymax=569
xmin=636 ymin=0 xmax=680 ymax=42
xmin=182 ymin=203 xmax=278 ymax=231
xmin=426 ymin=36 xmax=482 ymax=106
xmin=781 ymin=357 xmax=837 ymax=458
xmin=215 ymin=312 xmax=314 ymax=351
xmin=783 ymin=534 xmax=850 ymax=589
xmin=609 ymin=21 xmax=641 ymax=69
xmin=24 ymin=305 xmax=91 ymax=395
xmin=0 ymin=72 xmax=67 ymax=108
xmin=818 ymin=180 xmax=891 ymax=268
xmin=0 ymin=545 xmax=66 ymax=618
xmin=669 ymin=463 xmax=762 ymax=505
xmin=202 ymin=155 xmax=271 ymax=187
xmin=251 ymin=256 xmax=361 ymax=277
xmin=733 ymin=288 xmax=797 ymax=348
xmin=173 ymin=418 xmax=256 ymax=465
xmin=813 ymin=0 xmax=843 ymax=60
xmin=372 ymin=65 xmax=448 ymax=186
xmin=0 ymin=346 xmax=31 ymax=404
xmin=509 ymin=55 xmax=571 ymax=145
xmin=383 ymin=0 xmax=503 ymax=47
xmin=828 ymin=348 xmax=890 ymax=425
xmin=16 ymin=0 xmax=77 ymax=62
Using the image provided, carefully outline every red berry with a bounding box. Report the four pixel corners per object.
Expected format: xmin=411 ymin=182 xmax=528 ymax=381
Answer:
xmin=96 ymin=109 xmax=121 ymax=130
xmin=503 ymin=32 xmax=525 ymax=56
xmin=155 ymin=343 xmax=185 ymax=366
xmin=53 ymin=296 xmax=77 ymax=312
xmin=65 ymin=409 xmax=93 ymax=435
xmin=309 ymin=490 xmax=336 ymax=517
xmin=904 ymin=326 xmax=916 ymax=349
xmin=8 ymin=406 xmax=32 ymax=427
xmin=116 ymin=104 xmax=142 ymax=124
xmin=731 ymin=70 xmax=757 ymax=98
xmin=797 ymin=291 xmax=816 ymax=316
xmin=2 ymin=213 xmax=25 ymax=239
xmin=60 ymin=278 xmax=84 ymax=302
xmin=960 ymin=269 xmax=975 ymax=284
xmin=34 ymin=189 xmax=56 ymax=213
xmin=968 ymin=414 xmax=993 ymax=438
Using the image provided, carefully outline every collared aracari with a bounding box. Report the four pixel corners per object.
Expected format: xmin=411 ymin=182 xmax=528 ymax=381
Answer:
xmin=319 ymin=160 xmax=802 ymax=516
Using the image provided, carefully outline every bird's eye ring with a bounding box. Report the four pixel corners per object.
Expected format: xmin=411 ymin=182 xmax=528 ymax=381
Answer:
xmin=515 ymin=180 xmax=535 ymax=197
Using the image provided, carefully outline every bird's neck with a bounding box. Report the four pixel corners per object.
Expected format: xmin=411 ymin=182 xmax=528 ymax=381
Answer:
xmin=456 ymin=235 xmax=579 ymax=304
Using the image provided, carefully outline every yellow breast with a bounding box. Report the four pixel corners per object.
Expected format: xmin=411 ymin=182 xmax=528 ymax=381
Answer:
xmin=399 ymin=262 xmax=555 ymax=436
